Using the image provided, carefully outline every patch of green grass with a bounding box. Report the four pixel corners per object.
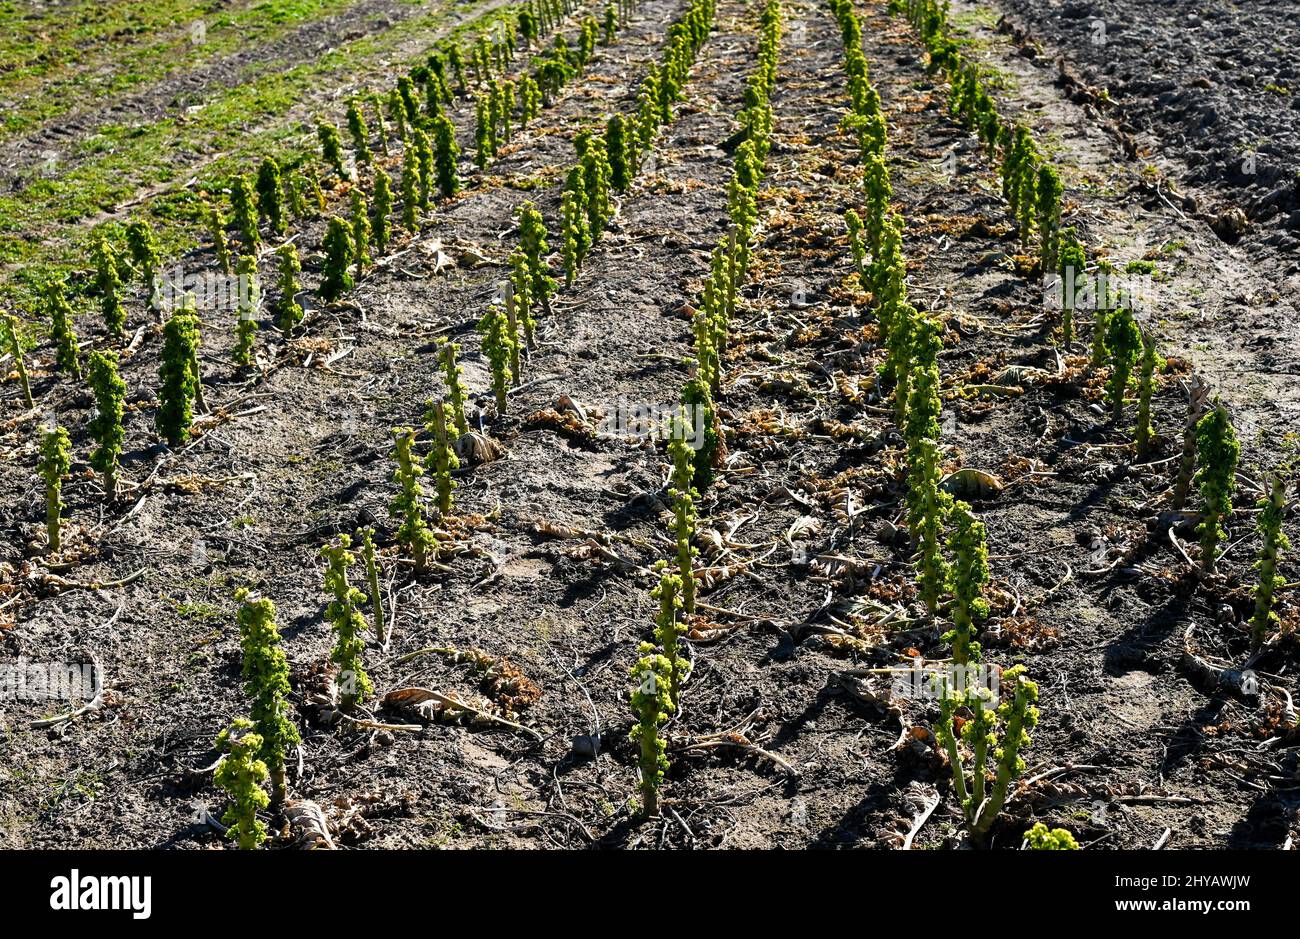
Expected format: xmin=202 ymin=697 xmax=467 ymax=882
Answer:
xmin=0 ymin=0 xmax=364 ymax=140
xmin=0 ymin=0 xmax=514 ymax=312
xmin=173 ymin=599 xmax=225 ymax=621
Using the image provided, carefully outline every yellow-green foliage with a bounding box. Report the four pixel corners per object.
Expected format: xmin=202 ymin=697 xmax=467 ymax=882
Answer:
xmin=1251 ymin=475 xmax=1291 ymax=651
xmin=1195 ymin=402 xmax=1239 ymax=573
xmin=934 ymin=665 xmax=1039 ymax=839
xmin=214 ymin=718 xmax=270 ymax=849
xmin=39 ymin=423 xmax=71 ymax=555
xmin=391 ymin=427 xmax=436 ymax=573
xmin=1026 ymin=822 xmax=1078 ymax=850
xmin=321 ymin=535 xmax=373 ymax=707
xmin=234 ymin=588 xmax=300 ymax=804
xmin=424 ymin=400 xmax=460 ymax=516
xmin=629 ymin=651 xmax=672 ymax=818
xmin=87 ymin=350 xmax=126 ymax=497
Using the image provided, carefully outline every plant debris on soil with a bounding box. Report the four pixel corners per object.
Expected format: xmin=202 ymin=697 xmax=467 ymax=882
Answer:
xmin=1 ymin=0 xmax=1298 ymax=854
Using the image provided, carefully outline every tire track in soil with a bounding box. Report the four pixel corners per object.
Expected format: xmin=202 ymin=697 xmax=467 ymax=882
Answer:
xmin=0 ymin=0 xmax=706 ymax=849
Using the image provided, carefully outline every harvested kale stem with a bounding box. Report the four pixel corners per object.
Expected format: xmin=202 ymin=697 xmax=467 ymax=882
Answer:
xmin=213 ymin=719 xmax=270 ymax=850
xmin=0 ymin=314 xmax=34 ymax=407
xmin=933 ymin=664 xmax=1040 ymax=843
xmin=155 ymin=301 xmax=200 ymax=446
xmin=233 ymin=254 xmax=259 ymax=367
xmin=432 ymin=112 xmax=461 ymax=199
xmin=234 ymin=588 xmax=300 ymax=805
xmin=517 ymin=201 xmax=556 ymax=316
xmin=256 ymin=156 xmax=286 ymax=236
xmin=629 ymin=652 xmax=672 ymax=818
xmin=424 ymin=399 xmax=459 ymax=515
xmin=92 ymin=233 xmax=126 ymax=340
xmin=321 ymin=535 xmax=373 ymax=708
xmin=1251 ymin=474 xmax=1290 ymax=652
xmin=230 ymin=174 xmax=261 ymax=252
xmin=357 ymin=528 xmax=386 ymax=645
xmin=39 ymin=423 xmax=71 ymax=555
xmin=350 ymin=189 xmax=372 ymax=275
xmin=273 ymin=243 xmax=304 ymax=333
xmin=439 ymin=339 xmax=470 ymax=436
xmin=1104 ymin=306 xmax=1141 ymax=423
xmin=283 ymin=169 xmax=307 ymax=219
xmin=346 ymin=98 xmax=373 ymax=166
xmin=561 ymin=187 xmax=587 ymax=286
xmin=650 ymin=562 xmax=687 ymax=707
xmin=1056 ymin=226 xmax=1085 ymax=349
xmin=478 ymin=303 xmax=517 ymax=414
xmin=317 ymin=120 xmax=351 ymax=180
xmin=402 ymin=151 xmax=421 ymax=232
xmin=945 ymin=500 xmax=988 ymax=665
xmin=126 ymin=218 xmax=161 ymax=296
xmin=372 ymin=167 xmax=394 ymax=254
xmin=320 ymin=217 xmax=355 ymax=302
xmin=1195 ymin=401 xmax=1239 ymax=574
xmin=391 ymin=427 xmax=436 ymax=575
xmin=904 ymin=315 xmax=950 ymax=615
xmin=204 ymin=199 xmax=233 ymax=275
xmin=668 ymin=423 xmax=699 ymax=614
xmin=1134 ymin=328 xmax=1160 ymax=459
xmin=45 ymin=278 xmax=82 ymax=378
xmin=413 ymin=129 xmax=434 ymax=209
xmin=87 ymin=350 xmax=126 ymax=498
xmin=1172 ymin=377 xmax=1209 ymax=510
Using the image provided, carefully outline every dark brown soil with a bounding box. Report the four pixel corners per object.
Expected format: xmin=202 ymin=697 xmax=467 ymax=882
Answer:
xmin=1 ymin=0 xmax=1297 ymax=851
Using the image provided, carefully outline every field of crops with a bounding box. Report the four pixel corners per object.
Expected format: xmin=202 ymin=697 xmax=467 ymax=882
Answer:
xmin=1 ymin=0 xmax=1298 ymax=853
